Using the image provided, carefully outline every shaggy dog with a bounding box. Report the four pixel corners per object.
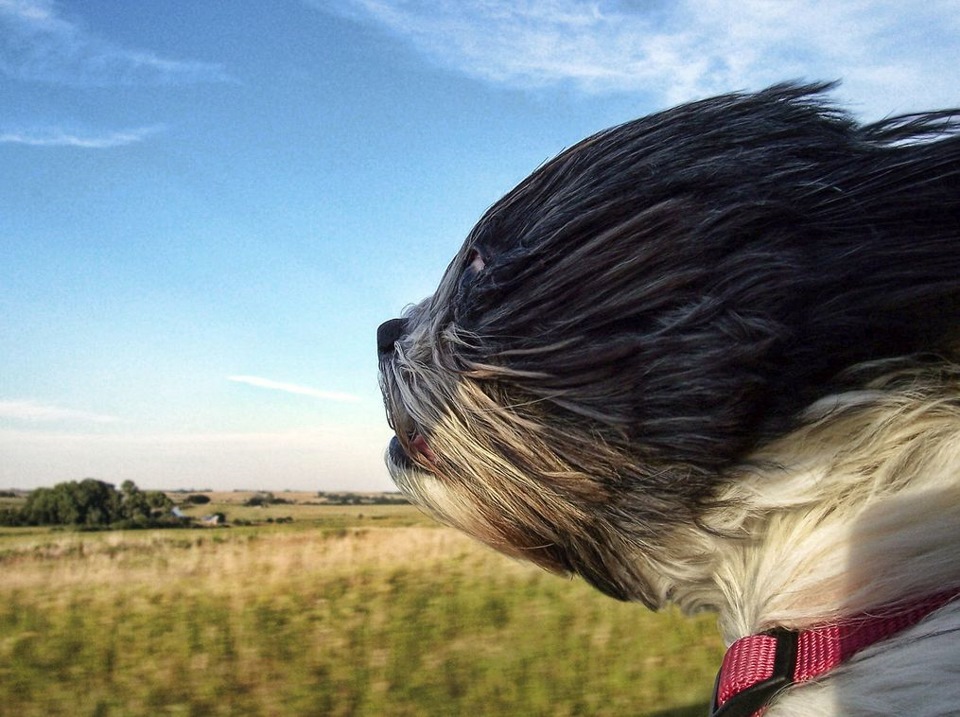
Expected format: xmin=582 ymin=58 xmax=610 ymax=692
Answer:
xmin=377 ymin=83 xmax=960 ymax=716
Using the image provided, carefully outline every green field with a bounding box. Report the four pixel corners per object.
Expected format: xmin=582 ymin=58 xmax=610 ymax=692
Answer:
xmin=0 ymin=496 xmax=723 ymax=716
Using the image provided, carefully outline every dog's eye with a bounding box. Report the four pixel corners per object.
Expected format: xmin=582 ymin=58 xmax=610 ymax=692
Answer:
xmin=457 ymin=249 xmax=486 ymax=298
xmin=452 ymin=248 xmax=487 ymax=324
xmin=465 ymin=248 xmax=486 ymax=277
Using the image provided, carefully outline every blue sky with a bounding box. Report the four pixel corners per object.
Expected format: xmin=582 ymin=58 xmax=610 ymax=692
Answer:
xmin=2 ymin=0 xmax=958 ymax=492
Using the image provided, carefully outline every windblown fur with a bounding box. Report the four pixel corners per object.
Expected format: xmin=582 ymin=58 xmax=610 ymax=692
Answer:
xmin=377 ymin=83 xmax=960 ymax=715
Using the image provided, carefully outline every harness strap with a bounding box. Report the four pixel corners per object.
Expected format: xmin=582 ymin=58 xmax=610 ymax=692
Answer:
xmin=710 ymin=590 xmax=960 ymax=717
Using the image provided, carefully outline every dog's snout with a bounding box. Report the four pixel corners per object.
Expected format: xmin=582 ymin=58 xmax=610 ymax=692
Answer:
xmin=377 ymin=318 xmax=407 ymax=355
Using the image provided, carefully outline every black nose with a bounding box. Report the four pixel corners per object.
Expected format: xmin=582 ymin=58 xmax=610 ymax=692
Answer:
xmin=378 ymin=318 xmax=407 ymax=355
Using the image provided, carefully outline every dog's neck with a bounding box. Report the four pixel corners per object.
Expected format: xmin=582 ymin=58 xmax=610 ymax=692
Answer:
xmin=653 ymin=383 xmax=960 ymax=646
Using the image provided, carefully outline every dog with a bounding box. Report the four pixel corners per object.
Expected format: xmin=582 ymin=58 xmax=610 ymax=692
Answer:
xmin=377 ymin=83 xmax=960 ymax=716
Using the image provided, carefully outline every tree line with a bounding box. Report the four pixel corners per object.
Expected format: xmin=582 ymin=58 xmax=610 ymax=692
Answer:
xmin=0 ymin=479 xmax=176 ymax=528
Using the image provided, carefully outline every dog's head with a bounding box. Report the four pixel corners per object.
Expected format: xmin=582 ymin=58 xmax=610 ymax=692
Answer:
xmin=378 ymin=82 xmax=960 ymax=606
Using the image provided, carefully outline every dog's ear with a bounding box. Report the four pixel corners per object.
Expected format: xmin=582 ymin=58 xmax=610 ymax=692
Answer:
xmin=446 ymin=83 xmax=960 ymax=473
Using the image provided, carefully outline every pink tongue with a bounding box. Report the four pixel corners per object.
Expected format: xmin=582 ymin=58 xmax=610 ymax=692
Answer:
xmin=411 ymin=434 xmax=436 ymax=463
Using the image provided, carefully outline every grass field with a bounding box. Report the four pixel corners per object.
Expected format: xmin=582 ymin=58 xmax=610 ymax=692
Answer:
xmin=0 ymin=497 xmax=724 ymax=716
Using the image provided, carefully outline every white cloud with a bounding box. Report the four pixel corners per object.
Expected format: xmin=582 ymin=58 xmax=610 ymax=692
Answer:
xmin=0 ymin=0 xmax=233 ymax=85
xmin=0 ymin=124 xmax=164 ymax=148
xmin=325 ymin=0 xmax=960 ymax=116
xmin=227 ymin=375 xmax=361 ymax=403
xmin=0 ymin=399 xmax=120 ymax=424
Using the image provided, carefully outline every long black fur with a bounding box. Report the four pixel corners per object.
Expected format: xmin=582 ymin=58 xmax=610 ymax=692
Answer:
xmin=381 ymin=82 xmax=960 ymax=602
xmin=440 ymin=81 xmax=960 ymax=486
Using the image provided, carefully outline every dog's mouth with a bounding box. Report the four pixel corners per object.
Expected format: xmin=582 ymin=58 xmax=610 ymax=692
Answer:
xmin=380 ymin=367 xmax=438 ymax=474
xmin=378 ymin=309 xmax=441 ymax=476
xmin=409 ymin=433 xmax=435 ymax=463
xmin=387 ymin=431 xmax=436 ymax=471
xmin=387 ymin=433 xmax=436 ymax=471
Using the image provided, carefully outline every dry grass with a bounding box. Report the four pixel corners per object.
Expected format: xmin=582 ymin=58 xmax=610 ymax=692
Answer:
xmin=0 ymin=514 xmax=723 ymax=716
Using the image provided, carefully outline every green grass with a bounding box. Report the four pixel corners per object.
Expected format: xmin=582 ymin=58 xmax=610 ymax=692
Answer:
xmin=0 ymin=507 xmax=723 ymax=716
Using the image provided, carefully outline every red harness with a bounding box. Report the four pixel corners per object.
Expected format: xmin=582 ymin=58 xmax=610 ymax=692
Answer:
xmin=710 ymin=591 xmax=959 ymax=716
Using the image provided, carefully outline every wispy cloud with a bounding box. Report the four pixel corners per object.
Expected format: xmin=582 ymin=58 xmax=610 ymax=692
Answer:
xmin=0 ymin=0 xmax=233 ymax=86
xmin=324 ymin=0 xmax=960 ymax=115
xmin=0 ymin=124 xmax=164 ymax=148
xmin=0 ymin=399 xmax=120 ymax=424
xmin=228 ymin=375 xmax=361 ymax=403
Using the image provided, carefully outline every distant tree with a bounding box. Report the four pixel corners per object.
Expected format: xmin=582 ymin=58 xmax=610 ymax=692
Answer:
xmin=185 ymin=494 xmax=211 ymax=505
xmin=21 ymin=479 xmax=120 ymax=526
xmin=115 ymin=481 xmax=173 ymax=520
xmin=244 ymin=493 xmax=268 ymax=507
xmin=145 ymin=490 xmax=174 ymax=512
xmin=16 ymin=478 xmax=173 ymax=527
xmin=0 ymin=507 xmax=24 ymax=526
xmin=120 ymin=480 xmax=150 ymax=520
xmin=243 ymin=492 xmax=289 ymax=507
xmin=372 ymin=493 xmax=410 ymax=505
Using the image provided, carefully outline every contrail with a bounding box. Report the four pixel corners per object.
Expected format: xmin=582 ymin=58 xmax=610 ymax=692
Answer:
xmin=227 ymin=375 xmax=360 ymax=403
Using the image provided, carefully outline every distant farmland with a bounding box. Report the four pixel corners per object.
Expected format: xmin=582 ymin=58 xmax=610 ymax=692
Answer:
xmin=0 ymin=494 xmax=723 ymax=716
